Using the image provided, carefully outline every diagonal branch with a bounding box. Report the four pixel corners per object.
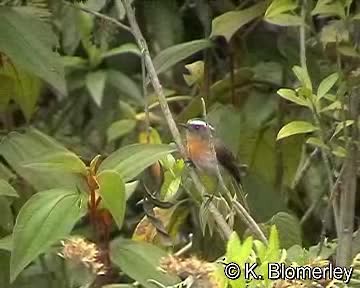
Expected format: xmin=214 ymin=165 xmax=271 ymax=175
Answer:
xmin=121 ymin=0 xmax=234 ymax=240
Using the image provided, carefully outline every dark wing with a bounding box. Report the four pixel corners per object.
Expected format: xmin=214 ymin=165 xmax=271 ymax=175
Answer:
xmin=214 ymin=139 xmax=247 ymax=183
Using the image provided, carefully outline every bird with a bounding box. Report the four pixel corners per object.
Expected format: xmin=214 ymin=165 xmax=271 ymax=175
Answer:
xmin=179 ymin=118 xmax=246 ymax=184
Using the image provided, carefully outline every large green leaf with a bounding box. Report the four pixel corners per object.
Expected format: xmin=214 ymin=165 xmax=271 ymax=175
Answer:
xmin=0 ymin=128 xmax=85 ymax=191
xmin=277 ymin=121 xmax=318 ymax=140
xmin=210 ymin=2 xmax=265 ymax=42
xmin=98 ymin=144 xmax=176 ymax=182
xmin=10 ymin=189 xmax=85 ymax=282
xmin=97 ymin=170 xmax=126 ymax=229
xmin=270 ymin=212 xmax=302 ymax=249
xmin=153 ymin=39 xmax=212 ymax=74
xmin=110 ymin=238 xmax=179 ymax=288
xmin=22 ymin=151 xmax=87 ymax=175
xmin=0 ymin=7 xmax=65 ymax=94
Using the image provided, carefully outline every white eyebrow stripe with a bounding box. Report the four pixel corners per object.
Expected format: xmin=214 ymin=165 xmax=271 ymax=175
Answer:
xmin=187 ymin=119 xmax=215 ymax=130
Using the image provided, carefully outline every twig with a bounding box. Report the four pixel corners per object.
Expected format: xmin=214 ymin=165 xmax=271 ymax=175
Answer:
xmin=141 ymin=49 xmax=150 ymax=142
xmin=121 ymin=0 xmax=233 ymax=240
xmin=291 ymin=148 xmax=319 ymax=189
xmin=302 ymin=164 xmax=344 ymax=225
xmin=64 ymin=1 xmax=133 ymax=35
xmin=174 ymin=239 xmax=193 ymax=257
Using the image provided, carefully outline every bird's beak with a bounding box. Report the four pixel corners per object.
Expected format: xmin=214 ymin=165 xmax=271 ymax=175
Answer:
xmin=178 ymin=123 xmax=188 ymax=129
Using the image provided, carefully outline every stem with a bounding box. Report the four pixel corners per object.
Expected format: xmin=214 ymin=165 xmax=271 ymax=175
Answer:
xmin=291 ymin=148 xmax=319 ymax=190
xmin=300 ymin=0 xmax=307 ymax=70
xmin=121 ymin=0 xmax=234 ymax=241
xmin=336 ymin=86 xmax=359 ymax=265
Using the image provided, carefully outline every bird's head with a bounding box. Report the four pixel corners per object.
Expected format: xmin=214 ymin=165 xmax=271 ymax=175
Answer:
xmin=179 ymin=118 xmax=215 ymax=139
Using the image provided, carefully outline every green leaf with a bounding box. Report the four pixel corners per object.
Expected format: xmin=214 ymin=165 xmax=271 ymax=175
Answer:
xmin=10 ymin=189 xmax=85 ymax=282
xmin=97 ymin=170 xmax=126 ymax=229
xmin=238 ymin=236 xmax=253 ymax=263
xmin=225 ymin=232 xmax=249 ymax=288
xmin=266 ymin=225 xmax=281 ymax=261
xmin=226 ymin=232 xmax=242 ymax=261
xmin=0 ymin=197 xmax=14 ymax=231
xmin=337 ymin=45 xmax=360 ymax=58
xmin=22 ymin=151 xmax=87 ymax=175
xmin=333 ymin=120 xmax=354 ymax=137
xmin=292 ymin=66 xmax=313 ymax=92
xmin=277 ymin=88 xmax=310 ymax=107
xmin=86 ymin=70 xmax=107 ymax=107
xmin=277 ymin=121 xmax=318 ymax=140
xmin=0 ymin=235 xmax=12 ymax=251
xmin=102 ymin=43 xmax=141 ymax=59
xmin=265 ymin=14 xmax=303 ymax=26
xmin=0 ymin=128 xmax=85 ymax=191
xmin=107 ymin=119 xmax=137 ymax=142
xmin=1 ymin=62 xmax=42 ymax=121
xmin=125 ymin=181 xmax=139 ymax=200
xmin=270 ymin=212 xmax=302 ymax=249
xmin=110 ymin=238 xmax=179 ymax=288
xmin=98 ymin=144 xmax=176 ymax=182
xmin=352 ymin=13 xmax=360 ymax=20
xmin=311 ymin=0 xmax=345 ymax=19
xmin=160 ymin=171 xmax=181 ymax=201
xmin=211 ymin=2 xmax=265 ymax=42
xmin=332 ymin=145 xmax=347 ymax=158
xmin=107 ymin=70 xmax=143 ymax=104
xmin=319 ymin=100 xmax=342 ymax=113
xmin=0 ymin=74 xmax=13 ymax=111
xmin=306 ymin=137 xmax=329 ymax=150
xmin=317 ymin=72 xmax=338 ymax=99
xmin=0 ymin=7 xmax=65 ymax=94
xmin=153 ymin=39 xmax=212 ymax=74
xmin=265 ymin=0 xmax=298 ymax=18
xmin=0 ymin=180 xmax=18 ymax=198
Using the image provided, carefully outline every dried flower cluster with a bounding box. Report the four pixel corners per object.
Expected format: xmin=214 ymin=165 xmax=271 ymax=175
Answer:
xmin=58 ymin=236 xmax=106 ymax=275
xmin=160 ymin=255 xmax=219 ymax=288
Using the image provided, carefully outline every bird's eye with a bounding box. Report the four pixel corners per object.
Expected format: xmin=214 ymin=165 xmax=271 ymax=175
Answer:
xmin=194 ymin=125 xmax=200 ymax=130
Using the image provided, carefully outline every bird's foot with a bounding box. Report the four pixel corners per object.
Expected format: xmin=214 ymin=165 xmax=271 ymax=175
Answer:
xmin=185 ymin=159 xmax=195 ymax=168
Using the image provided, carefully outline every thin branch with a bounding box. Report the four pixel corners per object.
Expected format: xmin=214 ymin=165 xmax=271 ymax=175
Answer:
xmin=302 ymin=164 xmax=345 ymax=225
xmin=121 ymin=0 xmax=234 ymax=240
xmin=291 ymin=148 xmax=319 ymax=189
xmin=64 ymin=1 xmax=133 ymax=34
xmin=300 ymin=0 xmax=307 ymax=70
